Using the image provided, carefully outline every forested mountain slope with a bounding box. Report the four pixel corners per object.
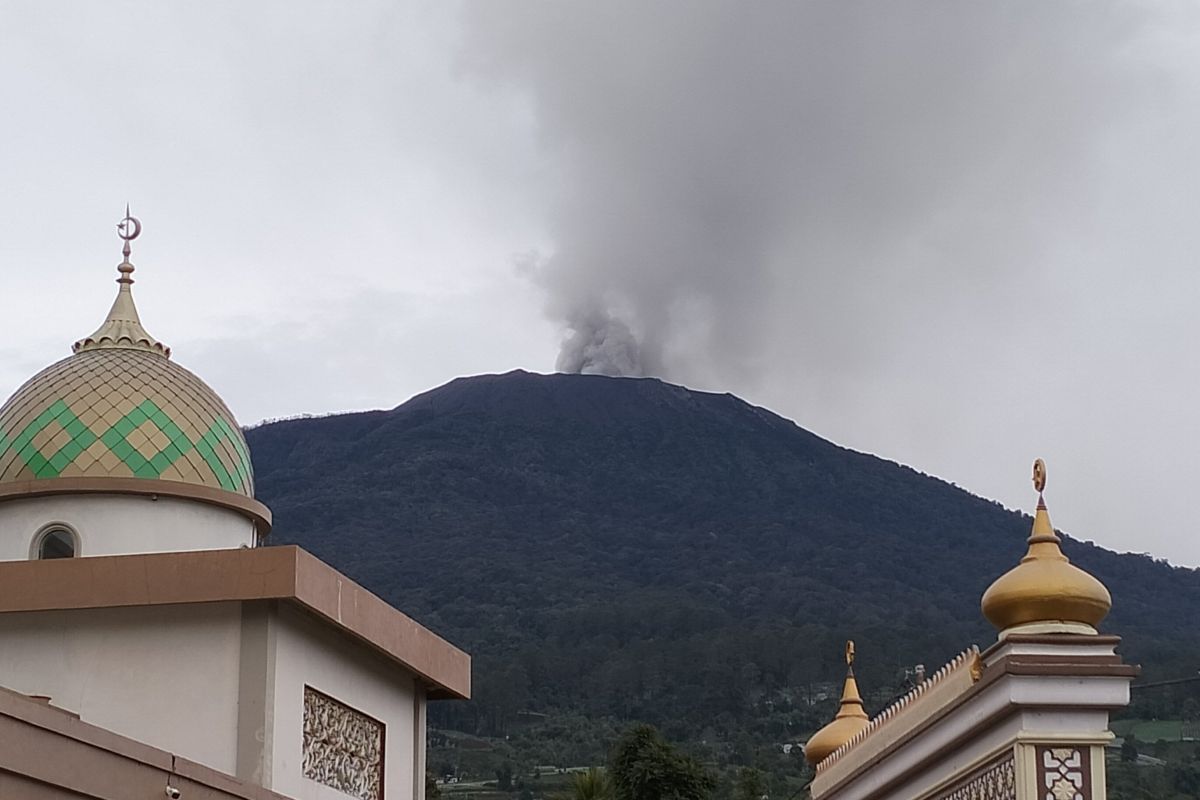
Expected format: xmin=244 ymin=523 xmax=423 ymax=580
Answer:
xmin=246 ymin=370 xmax=1200 ymax=748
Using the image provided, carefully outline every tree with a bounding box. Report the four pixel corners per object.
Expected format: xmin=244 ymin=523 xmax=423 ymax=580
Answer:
xmin=569 ymin=768 xmax=613 ymax=800
xmin=498 ymin=763 xmax=515 ymax=792
xmin=1172 ymin=762 xmax=1200 ymax=796
xmin=1120 ymin=736 xmax=1138 ymax=763
xmin=1182 ymin=697 xmax=1199 ymax=722
xmin=610 ymin=725 xmax=716 ymax=800
xmin=734 ymin=768 xmax=767 ymax=800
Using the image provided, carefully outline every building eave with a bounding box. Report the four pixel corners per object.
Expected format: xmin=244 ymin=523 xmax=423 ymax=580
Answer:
xmin=0 ymin=546 xmax=470 ymax=700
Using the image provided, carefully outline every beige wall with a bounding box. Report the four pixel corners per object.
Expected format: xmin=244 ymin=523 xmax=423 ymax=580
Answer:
xmin=0 ymin=600 xmax=431 ymax=799
xmin=0 ymin=685 xmax=295 ymax=800
xmin=0 ymin=544 xmax=459 ymax=800
xmin=266 ymin=603 xmax=424 ymax=800
xmin=0 ymin=493 xmax=255 ymax=560
xmin=0 ymin=602 xmax=244 ymax=774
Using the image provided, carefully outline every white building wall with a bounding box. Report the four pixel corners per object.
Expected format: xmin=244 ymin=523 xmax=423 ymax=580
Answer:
xmin=268 ymin=603 xmax=421 ymax=800
xmin=0 ymin=493 xmax=255 ymax=560
xmin=0 ymin=589 xmax=435 ymax=800
xmin=0 ymin=602 xmax=243 ymax=774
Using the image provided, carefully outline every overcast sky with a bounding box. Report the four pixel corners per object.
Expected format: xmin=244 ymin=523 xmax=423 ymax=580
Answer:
xmin=3 ymin=2 xmax=1200 ymax=566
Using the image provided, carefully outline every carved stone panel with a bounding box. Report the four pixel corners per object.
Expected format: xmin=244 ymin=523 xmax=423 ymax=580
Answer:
xmin=303 ymin=686 xmax=385 ymax=800
xmin=1035 ymin=746 xmax=1091 ymax=800
xmin=938 ymin=755 xmax=1016 ymax=800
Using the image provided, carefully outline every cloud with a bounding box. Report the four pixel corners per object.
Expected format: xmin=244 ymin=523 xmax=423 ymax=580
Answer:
xmin=5 ymin=1 xmax=1200 ymax=564
xmin=459 ymin=2 xmax=1160 ymax=383
xmin=457 ymin=2 xmax=1200 ymax=564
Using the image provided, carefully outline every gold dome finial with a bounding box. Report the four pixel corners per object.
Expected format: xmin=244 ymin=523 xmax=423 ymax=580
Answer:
xmin=72 ymin=208 xmax=170 ymax=358
xmin=980 ymin=459 xmax=1111 ymax=637
xmin=805 ymin=640 xmax=870 ymax=766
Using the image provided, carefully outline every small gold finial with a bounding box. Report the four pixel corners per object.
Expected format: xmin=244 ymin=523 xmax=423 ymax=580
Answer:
xmin=117 ymin=204 xmax=142 ymax=266
xmin=1032 ymin=458 xmax=1046 ymax=495
xmin=804 ymin=641 xmax=870 ymax=766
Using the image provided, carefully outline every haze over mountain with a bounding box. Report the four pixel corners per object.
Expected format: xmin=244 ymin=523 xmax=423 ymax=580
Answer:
xmin=246 ymin=370 xmax=1200 ymax=747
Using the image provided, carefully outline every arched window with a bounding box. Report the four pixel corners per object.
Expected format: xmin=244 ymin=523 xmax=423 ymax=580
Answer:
xmin=33 ymin=526 xmax=78 ymax=560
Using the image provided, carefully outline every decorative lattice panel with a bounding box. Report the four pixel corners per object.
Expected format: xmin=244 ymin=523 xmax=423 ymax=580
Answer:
xmin=1035 ymin=747 xmax=1091 ymax=800
xmin=303 ymin=686 xmax=385 ymax=800
xmin=939 ymin=755 xmax=1016 ymax=800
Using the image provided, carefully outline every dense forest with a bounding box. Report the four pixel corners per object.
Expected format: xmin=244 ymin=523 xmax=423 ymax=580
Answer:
xmin=246 ymin=370 xmax=1200 ymax=778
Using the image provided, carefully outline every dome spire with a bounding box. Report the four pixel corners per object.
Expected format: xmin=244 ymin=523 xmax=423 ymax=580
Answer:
xmin=72 ymin=207 xmax=170 ymax=358
xmin=981 ymin=459 xmax=1112 ymax=637
xmin=805 ymin=640 xmax=870 ymax=765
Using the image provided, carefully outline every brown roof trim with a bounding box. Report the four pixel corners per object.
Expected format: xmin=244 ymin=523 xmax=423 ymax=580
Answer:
xmin=0 ymin=546 xmax=469 ymax=699
xmin=979 ymin=633 xmax=1123 ymax=661
xmin=0 ymin=476 xmax=273 ymax=535
xmin=814 ymin=649 xmax=1137 ymax=798
xmin=1003 ymin=659 xmax=1139 ymax=680
xmin=0 ymin=686 xmax=294 ymax=800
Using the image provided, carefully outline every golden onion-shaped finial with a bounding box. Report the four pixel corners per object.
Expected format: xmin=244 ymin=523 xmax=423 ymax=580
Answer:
xmin=805 ymin=640 xmax=870 ymax=766
xmin=980 ymin=459 xmax=1111 ymax=636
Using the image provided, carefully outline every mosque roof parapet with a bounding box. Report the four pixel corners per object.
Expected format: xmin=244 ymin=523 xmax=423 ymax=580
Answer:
xmin=809 ymin=635 xmax=1137 ymax=799
xmin=815 ymin=646 xmax=982 ymax=777
xmin=809 ymin=461 xmax=1130 ymax=799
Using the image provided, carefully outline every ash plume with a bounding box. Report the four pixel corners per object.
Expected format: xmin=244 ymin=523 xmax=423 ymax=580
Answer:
xmin=458 ymin=2 xmax=1160 ymax=386
xmin=555 ymin=305 xmax=645 ymax=376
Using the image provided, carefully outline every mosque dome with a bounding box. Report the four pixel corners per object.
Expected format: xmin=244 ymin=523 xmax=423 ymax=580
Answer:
xmin=980 ymin=459 xmax=1110 ymax=636
xmin=0 ymin=215 xmax=269 ymax=535
xmin=805 ymin=641 xmax=870 ymax=766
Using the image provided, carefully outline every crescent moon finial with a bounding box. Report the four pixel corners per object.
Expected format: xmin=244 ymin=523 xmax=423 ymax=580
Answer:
xmin=845 ymin=640 xmax=855 ymax=668
xmin=117 ymin=204 xmax=141 ymax=262
xmin=1032 ymin=458 xmax=1046 ymax=495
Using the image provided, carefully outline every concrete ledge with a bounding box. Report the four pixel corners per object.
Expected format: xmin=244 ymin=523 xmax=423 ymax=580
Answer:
xmin=0 ymin=546 xmax=471 ymax=700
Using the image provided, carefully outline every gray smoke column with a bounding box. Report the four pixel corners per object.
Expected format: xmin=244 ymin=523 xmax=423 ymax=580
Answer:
xmin=458 ymin=2 xmax=1157 ymax=384
xmin=555 ymin=303 xmax=645 ymax=376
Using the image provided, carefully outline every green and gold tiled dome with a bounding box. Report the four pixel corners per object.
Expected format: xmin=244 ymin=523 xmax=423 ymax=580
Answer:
xmin=0 ymin=349 xmax=253 ymax=496
xmin=0 ymin=248 xmax=255 ymax=502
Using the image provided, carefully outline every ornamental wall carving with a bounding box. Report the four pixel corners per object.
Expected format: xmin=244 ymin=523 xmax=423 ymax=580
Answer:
xmin=937 ymin=755 xmax=1016 ymax=800
xmin=1035 ymin=746 xmax=1091 ymax=800
xmin=303 ymin=686 xmax=385 ymax=800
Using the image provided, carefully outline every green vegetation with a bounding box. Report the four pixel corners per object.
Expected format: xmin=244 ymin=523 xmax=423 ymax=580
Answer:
xmin=1108 ymin=736 xmax=1200 ymax=800
xmin=733 ymin=768 xmax=767 ymax=800
xmin=611 ymin=725 xmax=715 ymax=800
xmin=567 ymin=768 xmax=612 ymax=800
xmin=247 ymin=370 xmax=1200 ymax=793
xmin=1109 ymin=691 xmax=1200 ymax=799
xmin=1112 ymin=719 xmax=1185 ymax=742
